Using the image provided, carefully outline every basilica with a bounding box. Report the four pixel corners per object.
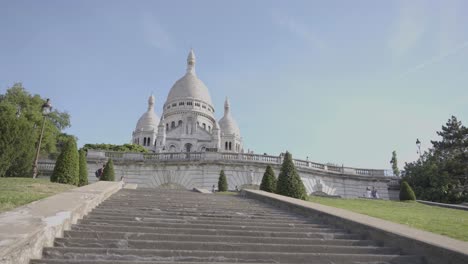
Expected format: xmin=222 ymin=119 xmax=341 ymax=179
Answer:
xmin=132 ymin=50 xmax=243 ymax=153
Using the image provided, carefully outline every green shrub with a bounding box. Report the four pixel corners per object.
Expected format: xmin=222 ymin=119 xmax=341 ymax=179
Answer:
xmin=260 ymin=165 xmax=277 ymax=193
xmin=78 ymin=149 xmax=88 ymax=186
xmin=218 ymin=170 xmax=228 ymax=192
xmin=100 ymin=159 xmax=115 ymax=181
xmin=276 ymin=151 xmax=307 ymax=200
xmin=400 ymin=181 xmax=416 ymax=201
xmin=51 ymin=138 xmax=79 ymax=185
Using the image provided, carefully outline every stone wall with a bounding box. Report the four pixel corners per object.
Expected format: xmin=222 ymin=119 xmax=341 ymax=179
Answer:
xmin=85 ymin=150 xmax=397 ymax=199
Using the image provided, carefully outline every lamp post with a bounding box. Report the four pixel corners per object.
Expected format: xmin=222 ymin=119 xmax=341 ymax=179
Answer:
xmin=416 ymin=138 xmax=422 ymax=158
xmin=32 ymin=99 xmax=52 ymax=178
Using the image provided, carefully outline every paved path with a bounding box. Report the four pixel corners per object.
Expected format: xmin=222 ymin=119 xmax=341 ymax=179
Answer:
xmin=31 ymin=189 xmax=424 ymax=264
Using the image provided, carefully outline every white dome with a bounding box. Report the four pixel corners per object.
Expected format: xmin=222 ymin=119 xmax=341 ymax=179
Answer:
xmin=135 ymin=95 xmax=159 ymax=131
xmin=166 ymin=73 xmax=213 ymax=105
xmin=218 ymin=98 xmax=240 ymax=136
xmin=165 ymin=49 xmax=213 ymax=106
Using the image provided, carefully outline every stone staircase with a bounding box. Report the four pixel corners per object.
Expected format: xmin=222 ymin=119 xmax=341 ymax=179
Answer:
xmin=30 ymin=189 xmax=425 ymax=264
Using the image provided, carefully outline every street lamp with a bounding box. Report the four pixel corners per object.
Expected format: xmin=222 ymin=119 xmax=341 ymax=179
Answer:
xmin=416 ymin=138 xmax=421 ymax=158
xmin=32 ymin=99 xmax=52 ymax=178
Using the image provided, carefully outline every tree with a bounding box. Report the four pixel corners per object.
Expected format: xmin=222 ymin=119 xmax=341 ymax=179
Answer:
xmin=78 ymin=149 xmax=88 ymax=186
xmin=82 ymin=143 xmax=148 ymax=153
xmin=276 ymin=151 xmax=307 ymax=200
xmin=399 ymin=181 xmax=416 ymax=201
xmin=260 ymin=165 xmax=277 ymax=193
xmin=390 ymin=151 xmax=400 ymax=177
xmin=218 ymin=170 xmax=228 ymax=192
xmin=404 ymin=116 xmax=468 ymax=203
xmin=0 ymin=83 xmax=71 ymax=177
xmin=51 ymin=137 xmax=79 ymax=185
xmin=100 ymin=159 xmax=115 ymax=181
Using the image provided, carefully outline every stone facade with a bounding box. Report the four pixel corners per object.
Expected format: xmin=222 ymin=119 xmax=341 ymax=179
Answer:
xmin=86 ymin=150 xmax=397 ymax=199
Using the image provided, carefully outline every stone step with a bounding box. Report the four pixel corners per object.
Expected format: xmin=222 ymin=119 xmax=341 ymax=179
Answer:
xmin=53 ymin=238 xmax=393 ymax=254
xmin=91 ymin=208 xmax=302 ymax=221
xmin=78 ymin=219 xmax=339 ymax=233
xmin=86 ymin=211 xmax=311 ymax=224
xmin=71 ymin=224 xmax=359 ymax=239
xmin=63 ymin=230 xmax=376 ymax=246
xmin=94 ymin=205 xmax=294 ymax=216
xmin=83 ymin=214 xmax=326 ymax=228
xmin=97 ymin=204 xmax=289 ymax=214
xmin=32 ymin=261 xmax=279 ymax=264
xmin=40 ymin=247 xmax=424 ymax=264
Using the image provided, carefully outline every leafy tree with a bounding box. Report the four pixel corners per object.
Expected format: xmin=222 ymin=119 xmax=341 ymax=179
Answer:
xmin=276 ymin=151 xmax=307 ymax=200
xmin=390 ymin=151 xmax=400 ymax=177
xmin=51 ymin=137 xmax=79 ymax=185
xmin=78 ymin=149 xmax=88 ymax=186
xmin=218 ymin=170 xmax=228 ymax=192
xmin=0 ymin=83 xmax=71 ymax=177
xmin=399 ymin=181 xmax=416 ymax=201
xmin=100 ymin=159 xmax=115 ymax=181
xmin=260 ymin=165 xmax=277 ymax=193
xmin=0 ymin=103 xmax=35 ymax=177
xmin=404 ymin=116 xmax=468 ymax=203
xmin=83 ymin=143 xmax=148 ymax=153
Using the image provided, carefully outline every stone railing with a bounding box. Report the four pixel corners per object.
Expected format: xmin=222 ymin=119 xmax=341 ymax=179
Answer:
xmin=86 ymin=150 xmax=395 ymax=178
xmin=37 ymin=159 xmax=55 ymax=172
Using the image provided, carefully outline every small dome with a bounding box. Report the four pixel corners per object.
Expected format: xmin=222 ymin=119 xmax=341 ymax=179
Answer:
xmin=135 ymin=95 xmax=159 ymax=131
xmin=218 ymin=97 xmax=240 ymax=136
xmin=165 ymin=49 xmax=213 ymax=106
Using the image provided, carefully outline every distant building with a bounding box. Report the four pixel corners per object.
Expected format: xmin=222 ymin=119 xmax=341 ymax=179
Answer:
xmin=132 ymin=49 xmax=243 ymax=153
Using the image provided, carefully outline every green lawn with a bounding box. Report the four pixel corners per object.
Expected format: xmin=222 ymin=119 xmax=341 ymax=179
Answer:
xmin=0 ymin=177 xmax=75 ymax=213
xmin=308 ymin=196 xmax=468 ymax=241
xmin=215 ymin=191 xmax=239 ymax=195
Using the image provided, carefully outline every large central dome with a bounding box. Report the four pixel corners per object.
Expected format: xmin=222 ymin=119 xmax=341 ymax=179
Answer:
xmin=165 ymin=50 xmax=213 ymax=106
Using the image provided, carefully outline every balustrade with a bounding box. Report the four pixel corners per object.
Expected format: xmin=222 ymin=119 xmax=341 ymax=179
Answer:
xmin=79 ymin=150 xmax=393 ymax=178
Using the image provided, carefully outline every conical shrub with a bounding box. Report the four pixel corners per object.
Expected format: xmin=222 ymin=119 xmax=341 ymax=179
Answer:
xmin=51 ymin=137 xmax=79 ymax=185
xmin=400 ymin=181 xmax=416 ymax=201
xmin=100 ymin=159 xmax=115 ymax=181
xmin=276 ymin=151 xmax=307 ymax=200
xmin=260 ymin=165 xmax=277 ymax=193
xmin=218 ymin=170 xmax=228 ymax=192
xmin=78 ymin=149 xmax=88 ymax=186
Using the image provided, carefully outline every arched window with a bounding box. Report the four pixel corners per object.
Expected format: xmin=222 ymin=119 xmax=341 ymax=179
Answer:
xmin=166 ymin=123 xmax=169 ymax=131
xmin=143 ymin=137 xmax=146 ymax=146
xmin=148 ymin=137 xmax=151 ymax=146
xmin=178 ymin=120 xmax=182 ymax=126
xmin=203 ymin=123 xmax=206 ymax=129
xmin=208 ymin=126 xmax=211 ymax=132
xmin=225 ymin=142 xmax=228 ymax=150
xmin=171 ymin=121 xmax=175 ymax=128
xmin=229 ymin=142 xmax=232 ymax=150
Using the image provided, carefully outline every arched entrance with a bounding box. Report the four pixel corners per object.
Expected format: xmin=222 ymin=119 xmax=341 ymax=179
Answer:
xmin=184 ymin=143 xmax=192 ymax=152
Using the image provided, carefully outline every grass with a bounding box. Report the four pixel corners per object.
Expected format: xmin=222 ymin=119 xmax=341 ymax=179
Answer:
xmin=308 ymin=196 xmax=468 ymax=241
xmin=0 ymin=177 xmax=75 ymax=213
xmin=215 ymin=191 xmax=239 ymax=195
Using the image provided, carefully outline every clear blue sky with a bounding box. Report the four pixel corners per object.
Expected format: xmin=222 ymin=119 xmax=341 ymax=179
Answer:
xmin=1 ymin=0 xmax=467 ymax=170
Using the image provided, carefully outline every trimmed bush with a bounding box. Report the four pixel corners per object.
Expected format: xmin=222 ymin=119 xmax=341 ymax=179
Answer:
xmin=51 ymin=137 xmax=79 ymax=185
xmin=78 ymin=149 xmax=88 ymax=186
xmin=276 ymin=151 xmax=307 ymax=200
xmin=400 ymin=181 xmax=416 ymax=201
xmin=260 ymin=165 xmax=277 ymax=193
xmin=218 ymin=170 xmax=228 ymax=192
xmin=100 ymin=159 xmax=115 ymax=181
